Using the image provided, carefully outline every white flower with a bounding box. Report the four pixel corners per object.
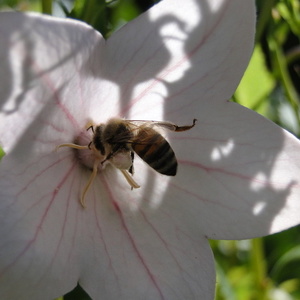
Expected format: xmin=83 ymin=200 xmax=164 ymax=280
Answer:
xmin=0 ymin=1 xmax=300 ymax=299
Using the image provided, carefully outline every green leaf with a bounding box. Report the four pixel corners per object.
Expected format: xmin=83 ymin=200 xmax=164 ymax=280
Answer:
xmin=277 ymin=0 xmax=300 ymax=36
xmin=234 ymin=45 xmax=275 ymax=115
xmin=63 ymin=284 xmax=92 ymax=300
xmin=69 ymin=0 xmax=109 ymax=37
xmin=0 ymin=147 xmax=4 ymax=160
xmin=270 ymin=245 xmax=300 ymax=282
xmin=109 ymin=0 xmax=141 ymax=32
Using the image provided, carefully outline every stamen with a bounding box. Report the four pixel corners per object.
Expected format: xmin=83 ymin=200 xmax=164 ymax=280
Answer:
xmin=120 ymin=170 xmax=140 ymax=189
xmin=80 ymin=158 xmax=101 ymax=208
xmin=56 ymin=141 xmax=140 ymax=207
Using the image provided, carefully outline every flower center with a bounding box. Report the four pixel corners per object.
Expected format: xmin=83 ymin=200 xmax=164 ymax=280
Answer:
xmin=73 ymin=129 xmax=105 ymax=170
xmin=56 ymin=122 xmax=140 ymax=208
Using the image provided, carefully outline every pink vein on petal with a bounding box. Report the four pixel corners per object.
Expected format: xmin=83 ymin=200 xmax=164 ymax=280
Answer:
xmin=179 ymin=159 xmax=285 ymax=189
xmin=118 ymin=33 xmax=169 ymax=116
xmin=180 ymin=159 xmax=255 ymax=181
xmin=169 ymin=180 xmax=238 ymax=212
xmin=33 ymin=168 xmax=78 ymax=288
xmin=92 ymin=174 xmax=121 ymax=288
xmin=113 ymin=26 xmax=156 ymax=84
xmin=16 ymin=156 xmax=71 ymax=197
xmin=120 ymin=77 xmax=163 ymax=116
xmin=0 ymin=162 xmax=76 ymax=278
xmin=139 ymin=209 xmax=196 ymax=288
xmin=29 ymin=58 xmax=80 ymax=130
xmin=121 ymin=1 xmax=230 ymax=115
xmin=101 ymin=176 xmax=165 ymax=300
xmin=43 ymin=75 xmax=79 ymax=130
xmin=11 ymin=36 xmax=80 ymax=130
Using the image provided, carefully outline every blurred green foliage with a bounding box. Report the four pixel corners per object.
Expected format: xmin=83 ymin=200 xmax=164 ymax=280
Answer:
xmin=0 ymin=148 xmax=4 ymax=160
xmin=0 ymin=0 xmax=299 ymax=299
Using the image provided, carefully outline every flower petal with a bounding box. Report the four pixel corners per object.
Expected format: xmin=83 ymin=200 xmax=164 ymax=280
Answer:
xmin=99 ymin=0 xmax=300 ymax=239
xmin=0 ymin=12 xmax=119 ymax=153
xmin=0 ymin=11 xmax=119 ymax=299
xmin=0 ymin=151 xmax=216 ymax=299
xmin=166 ymin=102 xmax=300 ymax=239
xmin=80 ymin=193 xmax=216 ymax=299
xmin=0 ymin=156 xmax=81 ymax=298
xmin=102 ymin=0 xmax=255 ymax=120
xmin=0 ymin=8 xmax=219 ymax=299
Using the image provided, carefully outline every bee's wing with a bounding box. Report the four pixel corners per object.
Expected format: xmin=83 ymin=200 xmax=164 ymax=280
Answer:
xmin=129 ymin=120 xmax=172 ymax=129
xmin=129 ymin=119 xmax=197 ymax=132
xmin=104 ymin=121 xmax=153 ymax=145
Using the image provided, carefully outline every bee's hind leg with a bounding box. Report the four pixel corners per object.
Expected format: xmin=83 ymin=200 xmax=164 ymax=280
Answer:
xmin=120 ymin=169 xmax=140 ymax=189
xmin=173 ymin=118 xmax=197 ymax=132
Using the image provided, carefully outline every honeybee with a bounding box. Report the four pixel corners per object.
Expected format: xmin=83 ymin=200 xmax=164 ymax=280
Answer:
xmin=57 ymin=118 xmax=196 ymax=207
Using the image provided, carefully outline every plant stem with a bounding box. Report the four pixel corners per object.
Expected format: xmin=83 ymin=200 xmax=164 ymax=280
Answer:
xmin=251 ymin=238 xmax=270 ymax=300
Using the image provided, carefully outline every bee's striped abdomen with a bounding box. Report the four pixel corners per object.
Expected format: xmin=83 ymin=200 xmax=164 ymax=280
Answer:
xmin=132 ymin=128 xmax=177 ymax=176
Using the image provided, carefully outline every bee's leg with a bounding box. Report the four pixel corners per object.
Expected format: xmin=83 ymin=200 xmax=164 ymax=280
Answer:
xmin=154 ymin=119 xmax=197 ymax=132
xmin=80 ymin=158 xmax=101 ymax=208
xmin=101 ymin=152 xmax=113 ymax=165
xmin=101 ymin=147 xmax=121 ymax=165
xmin=86 ymin=125 xmax=95 ymax=133
xmin=173 ymin=118 xmax=197 ymax=132
xmin=55 ymin=143 xmax=89 ymax=151
xmin=120 ymin=170 xmax=140 ymax=189
xmin=128 ymin=152 xmax=134 ymax=175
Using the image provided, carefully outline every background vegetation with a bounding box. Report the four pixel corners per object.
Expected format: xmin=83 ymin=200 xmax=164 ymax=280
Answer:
xmin=0 ymin=0 xmax=299 ymax=299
